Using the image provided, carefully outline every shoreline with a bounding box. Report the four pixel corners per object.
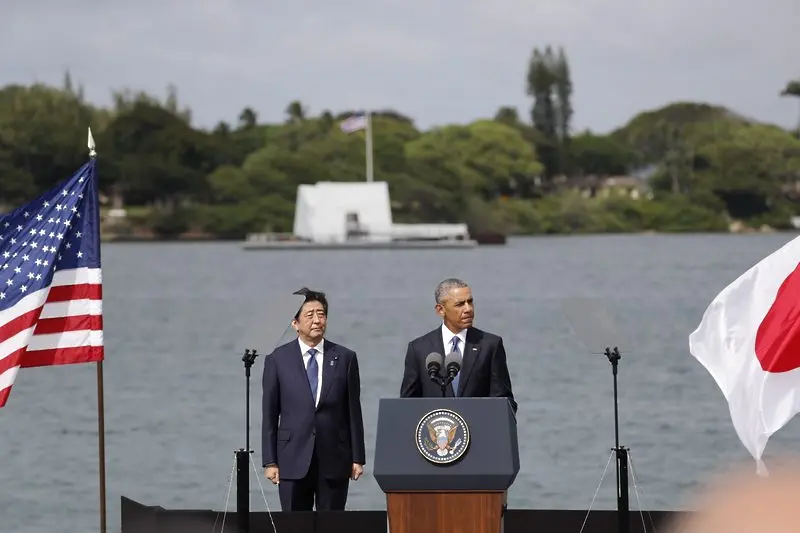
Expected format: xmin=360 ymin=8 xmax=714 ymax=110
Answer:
xmin=100 ymin=229 xmax=795 ymax=243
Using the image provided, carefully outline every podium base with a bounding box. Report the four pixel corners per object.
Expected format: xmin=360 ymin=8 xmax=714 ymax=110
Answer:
xmin=387 ymin=491 xmax=505 ymax=533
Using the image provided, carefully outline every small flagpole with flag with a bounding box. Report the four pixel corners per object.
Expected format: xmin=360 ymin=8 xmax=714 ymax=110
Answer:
xmin=340 ymin=111 xmax=374 ymax=182
xmin=365 ymin=111 xmax=374 ymax=183
xmin=88 ymin=126 xmax=108 ymax=533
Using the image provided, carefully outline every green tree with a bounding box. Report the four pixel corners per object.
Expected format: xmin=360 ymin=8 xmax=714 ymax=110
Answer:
xmin=781 ymin=80 xmax=800 ymax=138
xmin=112 ymin=85 xmax=192 ymax=123
xmin=285 ymin=100 xmax=307 ymax=124
xmin=692 ymin=124 xmax=800 ymax=220
xmin=569 ymin=132 xmax=635 ymax=177
xmin=238 ymin=107 xmax=257 ymax=129
xmin=406 ymin=120 xmax=544 ymax=201
xmin=553 ymin=47 xmax=573 ymax=171
xmin=2 ymin=77 xmax=799 ymax=238
xmin=0 ymin=84 xmax=102 ymax=202
xmin=526 ymin=47 xmax=559 ymax=179
xmin=493 ymin=106 xmax=520 ymax=125
xmin=525 ymin=45 xmax=572 ymax=179
xmin=101 ymin=102 xmax=217 ymax=207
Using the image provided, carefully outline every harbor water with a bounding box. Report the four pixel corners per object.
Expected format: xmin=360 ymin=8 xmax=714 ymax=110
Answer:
xmin=3 ymin=233 xmax=800 ymax=533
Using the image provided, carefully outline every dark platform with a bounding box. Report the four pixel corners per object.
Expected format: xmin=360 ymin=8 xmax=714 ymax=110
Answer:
xmin=120 ymin=496 xmax=687 ymax=533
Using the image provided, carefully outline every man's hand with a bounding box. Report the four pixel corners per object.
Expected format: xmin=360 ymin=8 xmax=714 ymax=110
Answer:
xmin=351 ymin=463 xmax=364 ymax=481
xmin=265 ymin=465 xmax=280 ymax=485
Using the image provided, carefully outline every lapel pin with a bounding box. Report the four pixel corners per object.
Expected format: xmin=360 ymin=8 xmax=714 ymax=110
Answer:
xmin=330 ymin=360 xmax=334 ymax=366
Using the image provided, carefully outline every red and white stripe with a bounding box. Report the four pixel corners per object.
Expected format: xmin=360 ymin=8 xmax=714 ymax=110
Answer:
xmin=0 ymin=267 xmax=103 ymax=407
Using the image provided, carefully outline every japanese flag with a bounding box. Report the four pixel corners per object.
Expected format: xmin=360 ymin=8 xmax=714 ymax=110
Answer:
xmin=689 ymin=236 xmax=800 ymax=475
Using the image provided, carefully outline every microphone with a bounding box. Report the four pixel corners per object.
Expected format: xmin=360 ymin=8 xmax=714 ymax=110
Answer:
xmin=444 ymin=351 xmax=462 ymax=383
xmin=425 ymin=352 xmax=444 ymax=383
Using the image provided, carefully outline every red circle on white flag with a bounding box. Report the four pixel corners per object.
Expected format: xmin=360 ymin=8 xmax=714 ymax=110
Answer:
xmin=755 ymin=264 xmax=800 ymax=373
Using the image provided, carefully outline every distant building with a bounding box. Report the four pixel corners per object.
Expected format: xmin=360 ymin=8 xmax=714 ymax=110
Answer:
xmin=294 ymin=181 xmax=395 ymax=242
xmin=560 ymin=174 xmax=652 ymax=200
xmin=244 ymin=181 xmax=474 ymax=248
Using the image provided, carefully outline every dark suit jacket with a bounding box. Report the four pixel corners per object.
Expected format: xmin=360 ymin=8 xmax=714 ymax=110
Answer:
xmin=400 ymin=326 xmax=517 ymax=413
xmin=261 ymin=338 xmax=366 ymax=480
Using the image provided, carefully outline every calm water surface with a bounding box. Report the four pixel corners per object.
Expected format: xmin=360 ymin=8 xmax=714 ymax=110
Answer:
xmin=2 ymin=233 xmax=800 ymax=533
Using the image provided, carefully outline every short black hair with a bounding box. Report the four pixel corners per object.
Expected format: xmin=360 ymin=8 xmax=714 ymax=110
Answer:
xmin=293 ymin=287 xmax=328 ymax=320
xmin=435 ymin=278 xmax=469 ymax=305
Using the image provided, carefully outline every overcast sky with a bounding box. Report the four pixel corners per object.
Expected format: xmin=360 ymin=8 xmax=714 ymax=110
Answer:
xmin=2 ymin=1 xmax=798 ymax=134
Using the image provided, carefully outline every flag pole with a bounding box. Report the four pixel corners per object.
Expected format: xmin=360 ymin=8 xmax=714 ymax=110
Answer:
xmin=88 ymin=127 xmax=107 ymax=533
xmin=365 ymin=111 xmax=374 ymax=182
xmin=97 ymin=358 xmax=107 ymax=533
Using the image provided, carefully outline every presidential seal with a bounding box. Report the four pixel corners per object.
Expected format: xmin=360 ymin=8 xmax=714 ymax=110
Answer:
xmin=415 ymin=409 xmax=470 ymax=464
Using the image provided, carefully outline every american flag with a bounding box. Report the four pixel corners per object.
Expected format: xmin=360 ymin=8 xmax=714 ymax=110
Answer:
xmin=0 ymin=158 xmax=104 ymax=407
xmin=340 ymin=113 xmax=368 ymax=133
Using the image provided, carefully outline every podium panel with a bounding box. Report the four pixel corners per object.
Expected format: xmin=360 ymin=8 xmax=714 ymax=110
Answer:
xmin=374 ymin=398 xmax=519 ymax=533
xmin=387 ymin=492 xmax=505 ymax=533
xmin=373 ymin=397 xmax=519 ymax=491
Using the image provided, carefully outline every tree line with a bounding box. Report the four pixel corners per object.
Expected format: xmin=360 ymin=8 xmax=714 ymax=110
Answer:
xmin=1 ymin=48 xmax=800 ymax=239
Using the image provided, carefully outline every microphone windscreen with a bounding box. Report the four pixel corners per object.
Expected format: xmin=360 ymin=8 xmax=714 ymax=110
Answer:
xmin=425 ymin=352 xmax=444 ymax=368
xmin=444 ymin=351 xmax=462 ymax=371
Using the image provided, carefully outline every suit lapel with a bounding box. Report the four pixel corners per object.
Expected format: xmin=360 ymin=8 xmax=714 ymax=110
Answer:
xmin=318 ymin=343 xmax=337 ymax=408
xmin=458 ymin=328 xmax=481 ymax=396
xmin=291 ymin=339 xmax=316 ymax=409
xmin=426 ymin=328 xmax=454 ymax=397
xmin=426 ymin=328 xmax=445 ymax=359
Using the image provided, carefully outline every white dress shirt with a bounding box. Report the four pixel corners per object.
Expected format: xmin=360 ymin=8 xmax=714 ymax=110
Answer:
xmin=441 ymin=324 xmax=467 ymax=356
xmin=298 ymin=338 xmax=324 ymax=406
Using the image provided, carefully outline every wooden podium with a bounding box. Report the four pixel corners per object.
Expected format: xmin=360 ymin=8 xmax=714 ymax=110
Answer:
xmin=373 ymin=398 xmax=519 ymax=533
xmin=386 ymin=491 xmax=506 ymax=533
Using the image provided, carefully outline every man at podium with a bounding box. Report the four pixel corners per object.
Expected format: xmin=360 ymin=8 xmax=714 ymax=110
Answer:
xmin=399 ymin=278 xmax=517 ymax=413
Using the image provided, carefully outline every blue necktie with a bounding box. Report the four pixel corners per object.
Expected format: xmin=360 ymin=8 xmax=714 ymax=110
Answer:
xmin=306 ymin=348 xmax=319 ymax=400
xmin=450 ymin=337 xmax=461 ymax=396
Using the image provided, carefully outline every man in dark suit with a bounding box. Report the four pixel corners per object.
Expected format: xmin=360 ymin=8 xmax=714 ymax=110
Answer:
xmin=262 ymin=289 xmax=366 ymax=511
xmin=400 ymin=278 xmax=517 ymax=413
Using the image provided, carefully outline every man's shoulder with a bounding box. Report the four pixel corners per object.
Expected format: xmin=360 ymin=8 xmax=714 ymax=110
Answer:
xmin=270 ymin=339 xmax=298 ymax=358
xmin=408 ymin=328 xmax=439 ymax=347
xmin=324 ymin=339 xmax=356 ymax=357
xmin=468 ymin=326 xmax=503 ymax=345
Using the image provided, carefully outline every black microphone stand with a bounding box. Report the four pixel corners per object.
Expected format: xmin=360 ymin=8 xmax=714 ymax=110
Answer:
xmin=428 ymin=366 xmax=448 ymax=397
xmin=236 ymin=348 xmax=259 ymax=533
xmin=604 ymin=346 xmax=629 ymax=533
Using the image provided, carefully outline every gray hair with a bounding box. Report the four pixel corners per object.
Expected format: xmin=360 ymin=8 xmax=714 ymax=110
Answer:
xmin=435 ymin=278 xmax=469 ymax=305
